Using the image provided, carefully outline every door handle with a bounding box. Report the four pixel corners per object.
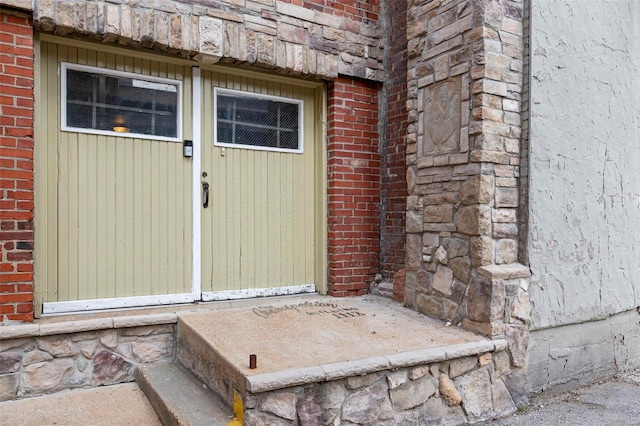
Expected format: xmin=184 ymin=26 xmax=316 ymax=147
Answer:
xmin=202 ymin=181 xmax=209 ymax=208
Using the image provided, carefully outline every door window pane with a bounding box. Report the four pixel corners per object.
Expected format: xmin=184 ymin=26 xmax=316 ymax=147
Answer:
xmin=215 ymin=89 xmax=303 ymax=153
xmin=63 ymin=64 xmax=180 ymax=139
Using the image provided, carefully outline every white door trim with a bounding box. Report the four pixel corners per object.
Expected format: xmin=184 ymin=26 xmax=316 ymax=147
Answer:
xmin=201 ymin=284 xmax=316 ymax=302
xmin=192 ymin=66 xmax=202 ymax=299
xmin=42 ymin=293 xmax=197 ymax=315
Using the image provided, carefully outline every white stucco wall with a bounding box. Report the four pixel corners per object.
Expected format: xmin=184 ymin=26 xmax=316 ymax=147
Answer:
xmin=528 ymin=0 xmax=640 ymax=329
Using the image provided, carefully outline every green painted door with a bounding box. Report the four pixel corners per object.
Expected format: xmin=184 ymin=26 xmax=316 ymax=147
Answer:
xmin=35 ymin=39 xmax=193 ymax=313
xmin=200 ymin=69 xmax=322 ymax=298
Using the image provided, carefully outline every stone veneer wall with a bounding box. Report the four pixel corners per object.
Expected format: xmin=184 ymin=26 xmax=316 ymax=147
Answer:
xmin=32 ymin=0 xmax=383 ymax=82
xmin=0 ymin=318 xmax=176 ymax=401
xmin=403 ymin=0 xmax=530 ymax=404
xmin=404 ymin=0 xmax=528 ymax=333
xmin=244 ymin=349 xmax=517 ymax=425
xmin=0 ymin=7 xmax=35 ymax=323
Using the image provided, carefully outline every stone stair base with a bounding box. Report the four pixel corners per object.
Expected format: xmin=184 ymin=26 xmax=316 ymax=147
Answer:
xmin=173 ymin=311 xmax=517 ymax=425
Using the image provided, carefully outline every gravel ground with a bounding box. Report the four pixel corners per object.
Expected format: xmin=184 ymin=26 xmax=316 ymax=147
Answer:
xmin=479 ymin=373 xmax=640 ymax=426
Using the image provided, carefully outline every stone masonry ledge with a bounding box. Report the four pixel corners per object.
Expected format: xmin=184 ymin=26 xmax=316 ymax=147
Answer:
xmin=0 ymin=312 xmax=179 ymax=340
xmin=246 ymin=339 xmax=507 ymax=393
xmin=477 ymin=263 xmax=531 ymax=280
xmin=0 ymin=294 xmax=322 ymax=340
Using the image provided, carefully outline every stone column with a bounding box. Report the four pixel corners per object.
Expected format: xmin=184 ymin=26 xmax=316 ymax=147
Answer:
xmin=404 ymin=0 xmax=530 ymax=401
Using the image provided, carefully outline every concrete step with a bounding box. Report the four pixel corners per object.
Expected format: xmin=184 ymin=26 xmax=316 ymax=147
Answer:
xmin=137 ymin=362 xmax=233 ymax=426
xmin=176 ymin=315 xmax=245 ymax=408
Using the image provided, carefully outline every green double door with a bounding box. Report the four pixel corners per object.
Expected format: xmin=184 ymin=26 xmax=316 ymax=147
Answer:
xmin=36 ymin=36 xmax=324 ymax=315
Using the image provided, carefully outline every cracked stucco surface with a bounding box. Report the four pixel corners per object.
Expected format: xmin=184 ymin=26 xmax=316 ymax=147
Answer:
xmin=527 ymin=0 xmax=640 ymax=329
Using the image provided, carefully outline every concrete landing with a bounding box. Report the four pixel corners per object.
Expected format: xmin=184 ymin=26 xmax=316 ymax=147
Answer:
xmin=177 ymin=295 xmax=504 ymax=401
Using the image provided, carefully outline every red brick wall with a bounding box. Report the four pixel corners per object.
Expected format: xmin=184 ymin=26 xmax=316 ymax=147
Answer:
xmin=280 ymin=0 xmax=379 ymax=23
xmin=0 ymin=9 xmax=35 ymax=322
xmin=327 ymin=77 xmax=381 ymax=296
xmin=380 ymin=0 xmax=407 ymax=278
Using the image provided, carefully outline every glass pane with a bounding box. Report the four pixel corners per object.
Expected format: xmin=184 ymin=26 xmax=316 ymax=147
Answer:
xmin=155 ymin=115 xmax=177 ymax=138
xmin=127 ymin=112 xmax=153 ymax=135
xmin=280 ymin=103 xmax=299 ymax=129
xmin=67 ymin=103 xmax=93 ymax=129
xmin=218 ymin=122 xmax=233 ymax=143
xmin=280 ymin=130 xmax=298 ymax=150
xmin=216 ymin=91 xmax=300 ymax=151
xmin=67 ymin=71 xmax=95 ymax=102
xmin=217 ymin=96 xmax=235 ymax=120
xmin=65 ymin=67 xmax=178 ymax=138
xmin=236 ymin=124 xmax=276 ymax=147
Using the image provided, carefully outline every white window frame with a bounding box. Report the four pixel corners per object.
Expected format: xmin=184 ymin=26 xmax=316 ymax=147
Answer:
xmin=61 ymin=62 xmax=183 ymax=142
xmin=213 ymin=87 xmax=304 ymax=154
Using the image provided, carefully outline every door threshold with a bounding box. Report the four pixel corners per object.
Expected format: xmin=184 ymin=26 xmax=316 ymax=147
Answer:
xmin=201 ymin=284 xmax=316 ymax=301
xmin=42 ymin=293 xmax=197 ymax=315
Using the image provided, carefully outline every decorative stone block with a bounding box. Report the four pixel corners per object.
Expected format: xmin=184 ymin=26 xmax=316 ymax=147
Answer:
xmin=435 ymin=245 xmax=448 ymax=264
xmin=423 ymin=78 xmax=461 ymax=154
xmin=406 ymin=234 xmax=423 ymax=270
xmin=197 ymin=16 xmax=224 ymax=62
xmin=454 ymin=205 xmax=491 ymax=236
xmin=460 ymin=175 xmax=494 ymax=205
xmin=455 ymin=367 xmax=493 ymax=421
xmin=425 ymin=204 xmax=454 ymax=223
xmin=433 ymin=265 xmax=454 ymax=296
xmin=259 ymin=392 xmax=296 ymax=421
xmin=342 ymin=380 xmax=394 ymax=424
xmin=466 ymin=275 xmax=504 ymax=323
xmin=297 ymin=381 xmax=345 ymax=424
xmin=23 ymin=358 xmax=75 ymax=394
xmin=470 ymin=236 xmax=495 ymax=266
xmin=406 ymin=210 xmax=423 ymax=232
xmin=409 ymin=365 xmax=430 ymax=380
xmin=492 ymin=378 xmax=517 ymax=416
xmin=92 ymin=350 xmax=134 ymax=386
xmin=0 ymin=353 xmax=21 ymax=374
xmin=36 ymin=336 xmax=77 ymax=358
xmin=506 ymin=325 xmax=528 ymax=367
xmin=443 ymin=237 xmax=469 ymax=258
xmin=495 ymin=238 xmax=517 ymax=264
xmin=449 ymin=356 xmax=478 ymax=378
xmin=439 ymin=373 xmax=462 ymax=406
xmin=0 ymin=374 xmax=19 ymax=401
xmin=390 ymin=375 xmax=437 ymax=410
xmin=416 ymin=294 xmax=445 ymax=319
xmin=22 ymin=350 xmax=53 ymax=366
xmin=130 ymin=335 xmax=173 ymax=363
xmin=495 ymin=187 xmax=518 ymax=207
xmin=450 ymin=256 xmax=471 ymax=283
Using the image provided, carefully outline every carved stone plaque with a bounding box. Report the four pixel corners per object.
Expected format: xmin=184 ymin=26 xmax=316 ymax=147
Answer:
xmin=423 ymin=78 xmax=461 ymax=154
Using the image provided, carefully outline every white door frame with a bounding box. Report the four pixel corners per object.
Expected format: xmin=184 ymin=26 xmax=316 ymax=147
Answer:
xmin=191 ymin=66 xmax=202 ymax=300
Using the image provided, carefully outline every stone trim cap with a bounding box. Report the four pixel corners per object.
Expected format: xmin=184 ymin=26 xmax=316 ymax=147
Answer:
xmin=477 ymin=263 xmax=531 ymax=280
xmin=0 ymin=312 xmax=178 ymax=340
xmin=246 ymin=339 xmax=507 ymax=393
